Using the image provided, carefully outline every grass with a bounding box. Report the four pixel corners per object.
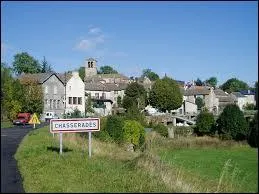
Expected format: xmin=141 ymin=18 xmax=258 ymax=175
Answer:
xmin=15 ymin=126 xmax=171 ymax=193
xmin=1 ymin=120 xmax=13 ymax=128
xmin=15 ymin=126 xmax=258 ymax=193
xmin=150 ymin=134 xmax=258 ymax=193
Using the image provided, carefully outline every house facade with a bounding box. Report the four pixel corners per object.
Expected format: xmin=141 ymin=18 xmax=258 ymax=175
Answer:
xmin=58 ymin=72 xmax=85 ymax=115
xmin=19 ymin=73 xmax=65 ymax=118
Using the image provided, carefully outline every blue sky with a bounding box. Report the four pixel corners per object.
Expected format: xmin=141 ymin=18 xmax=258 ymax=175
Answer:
xmin=1 ymin=1 xmax=258 ymax=86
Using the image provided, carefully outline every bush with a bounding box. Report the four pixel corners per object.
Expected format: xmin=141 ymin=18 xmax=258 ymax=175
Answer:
xmin=243 ymin=103 xmax=256 ymax=110
xmin=216 ymin=104 xmax=249 ymax=141
xmin=66 ymin=108 xmax=84 ymax=118
xmin=153 ymin=123 xmax=168 ymax=137
xmin=122 ymin=120 xmax=145 ymax=148
xmin=106 ymin=115 xmax=125 ymax=143
xmin=247 ymin=113 xmax=258 ymax=148
xmin=125 ymin=104 xmax=148 ymax=127
xmin=195 ymin=111 xmax=215 ymax=136
xmin=174 ymin=126 xmax=194 ymax=137
xmin=92 ymin=117 xmax=113 ymax=142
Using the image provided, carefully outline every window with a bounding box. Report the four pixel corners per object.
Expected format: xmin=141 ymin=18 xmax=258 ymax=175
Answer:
xmin=95 ymin=93 xmax=99 ymax=99
xmin=50 ymin=99 xmax=52 ymax=109
xmin=54 ymin=86 xmax=57 ymax=94
xmin=69 ymin=86 xmax=71 ymax=91
xmin=73 ymin=97 xmax=77 ymax=105
xmin=45 ymin=99 xmax=48 ymax=105
xmin=45 ymin=86 xmax=48 ymax=94
xmin=57 ymin=100 xmax=60 ymax=108
xmin=69 ymin=97 xmax=72 ymax=105
xmin=78 ymin=97 xmax=82 ymax=105
xmin=88 ymin=61 xmax=91 ymax=68
xmin=114 ymin=91 xmax=118 ymax=95
xmin=102 ymin=93 xmax=106 ymax=99
xmin=53 ymin=100 xmax=56 ymax=109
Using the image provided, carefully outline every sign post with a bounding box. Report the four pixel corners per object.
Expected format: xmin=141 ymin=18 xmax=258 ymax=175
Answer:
xmin=50 ymin=118 xmax=100 ymax=157
xmin=88 ymin=132 xmax=92 ymax=158
xmin=28 ymin=113 xmax=41 ymax=128
xmin=60 ymin=132 xmax=63 ymax=154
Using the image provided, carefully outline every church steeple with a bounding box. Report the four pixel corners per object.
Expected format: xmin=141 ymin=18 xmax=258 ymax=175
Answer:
xmin=84 ymin=57 xmax=97 ymax=81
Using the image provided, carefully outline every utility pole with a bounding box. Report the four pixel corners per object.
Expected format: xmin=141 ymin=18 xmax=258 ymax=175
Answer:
xmin=64 ymin=70 xmax=66 ymax=119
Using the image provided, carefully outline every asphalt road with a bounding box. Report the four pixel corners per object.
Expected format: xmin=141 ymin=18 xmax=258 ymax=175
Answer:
xmin=1 ymin=123 xmax=48 ymax=193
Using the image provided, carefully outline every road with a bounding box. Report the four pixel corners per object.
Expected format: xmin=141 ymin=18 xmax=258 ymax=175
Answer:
xmin=1 ymin=123 xmax=48 ymax=193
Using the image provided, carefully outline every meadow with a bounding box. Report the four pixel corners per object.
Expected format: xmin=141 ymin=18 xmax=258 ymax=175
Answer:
xmin=15 ymin=126 xmax=258 ymax=193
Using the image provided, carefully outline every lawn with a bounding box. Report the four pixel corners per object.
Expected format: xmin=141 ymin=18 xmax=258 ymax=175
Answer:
xmin=158 ymin=143 xmax=258 ymax=193
xmin=1 ymin=120 xmax=13 ymax=128
xmin=15 ymin=126 xmax=171 ymax=193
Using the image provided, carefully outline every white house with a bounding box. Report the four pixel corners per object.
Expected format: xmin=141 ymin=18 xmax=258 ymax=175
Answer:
xmin=60 ymin=71 xmax=85 ymax=115
xmin=230 ymin=92 xmax=247 ymax=111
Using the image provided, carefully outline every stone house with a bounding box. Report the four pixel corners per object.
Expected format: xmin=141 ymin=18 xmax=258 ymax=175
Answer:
xmin=239 ymin=90 xmax=256 ymax=105
xmin=230 ymin=92 xmax=247 ymax=111
xmin=19 ymin=73 xmax=65 ymax=118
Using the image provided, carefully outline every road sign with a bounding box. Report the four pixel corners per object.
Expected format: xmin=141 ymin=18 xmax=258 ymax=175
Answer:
xmin=50 ymin=118 xmax=100 ymax=157
xmin=28 ymin=113 xmax=40 ymax=129
xmin=50 ymin=118 xmax=100 ymax=133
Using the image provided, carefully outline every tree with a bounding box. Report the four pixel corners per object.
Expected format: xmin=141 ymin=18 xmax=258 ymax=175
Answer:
xmin=247 ymin=112 xmax=258 ymax=148
xmin=255 ymin=81 xmax=258 ymax=109
xmin=195 ymin=78 xmax=204 ymax=86
xmin=195 ymin=97 xmax=205 ymax=110
xmin=12 ymin=52 xmax=42 ymax=75
xmin=220 ymin=78 xmax=249 ymax=93
xmin=205 ymin=77 xmax=217 ymax=88
xmin=106 ymin=115 xmax=125 ymax=143
xmin=85 ymin=94 xmax=94 ymax=115
xmin=41 ymin=56 xmax=53 ymax=73
xmin=122 ymin=82 xmax=147 ymax=110
xmin=19 ymin=76 xmax=44 ymax=115
xmin=98 ymin=65 xmax=118 ymax=74
xmin=149 ymin=77 xmax=183 ymax=112
xmin=78 ymin=66 xmax=85 ymax=81
xmin=117 ymin=95 xmax=122 ymax=107
xmin=216 ymin=104 xmax=249 ymax=141
xmin=195 ymin=110 xmax=215 ymax=136
xmin=123 ymin=120 xmax=145 ymax=149
xmin=142 ymin=68 xmax=159 ymax=81
xmin=66 ymin=108 xmax=83 ymax=118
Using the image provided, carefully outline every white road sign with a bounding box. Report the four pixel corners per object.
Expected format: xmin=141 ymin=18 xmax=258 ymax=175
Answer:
xmin=50 ymin=118 xmax=100 ymax=133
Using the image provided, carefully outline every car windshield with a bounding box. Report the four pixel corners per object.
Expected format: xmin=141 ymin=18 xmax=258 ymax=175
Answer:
xmin=17 ymin=117 xmax=25 ymax=119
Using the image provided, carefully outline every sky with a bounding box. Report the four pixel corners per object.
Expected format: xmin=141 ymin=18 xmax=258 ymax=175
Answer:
xmin=1 ymin=1 xmax=258 ymax=86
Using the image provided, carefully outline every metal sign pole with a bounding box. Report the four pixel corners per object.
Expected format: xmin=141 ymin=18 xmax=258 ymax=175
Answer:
xmin=88 ymin=132 xmax=92 ymax=158
xmin=33 ymin=123 xmax=35 ymax=129
xmin=60 ymin=132 xmax=63 ymax=155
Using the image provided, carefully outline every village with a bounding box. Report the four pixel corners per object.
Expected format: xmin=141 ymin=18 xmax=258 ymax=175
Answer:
xmin=16 ymin=57 xmax=257 ymax=127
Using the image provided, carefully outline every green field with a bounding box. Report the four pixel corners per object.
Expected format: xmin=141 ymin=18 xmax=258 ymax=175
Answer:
xmin=1 ymin=121 xmax=13 ymax=128
xmin=158 ymin=143 xmax=258 ymax=192
xmin=15 ymin=127 xmax=258 ymax=193
xmin=15 ymin=127 xmax=171 ymax=192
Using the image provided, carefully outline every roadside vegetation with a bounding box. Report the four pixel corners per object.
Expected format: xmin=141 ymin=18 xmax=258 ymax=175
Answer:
xmin=1 ymin=120 xmax=13 ymax=128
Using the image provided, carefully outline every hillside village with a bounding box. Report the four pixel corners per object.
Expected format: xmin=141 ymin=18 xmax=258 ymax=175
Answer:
xmin=18 ymin=57 xmax=256 ymax=124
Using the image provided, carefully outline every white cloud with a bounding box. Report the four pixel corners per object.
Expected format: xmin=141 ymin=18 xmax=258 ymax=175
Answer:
xmin=88 ymin=27 xmax=101 ymax=35
xmin=75 ymin=34 xmax=105 ymax=51
xmin=74 ymin=26 xmax=105 ymax=52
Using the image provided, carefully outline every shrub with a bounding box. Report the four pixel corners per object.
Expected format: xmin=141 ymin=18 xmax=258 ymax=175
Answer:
xmin=92 ymin=117 xmax=113 ymax=141
xmin=174 ymin=126 xmax=194 ymax=137
xmin=106 ymin=115 xmax=125 ymax=143
xmin=122 ymin=120 xmax=145 ymax=148
xmin=125 ymin=104 xmax=148 ymax=127
xmin=243 ymin=103 xmax=256 ymax=110
xmin=195 ymin=111 xmax=215 ymax=136
xmin=153 ymin=123 xmax=168 ymax=137
xmin=247 ymin=113 xmax=258 ymax=148
xmin=66 ymin=108 xmax=84 ymax=118
xmin=216 ymin=104 xmax=249 ymax=141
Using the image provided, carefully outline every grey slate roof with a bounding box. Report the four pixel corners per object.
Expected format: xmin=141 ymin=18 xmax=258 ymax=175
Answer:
xmin=183 ymin=86 xmax=211 ymax=96
xmin=19 ymin=72 xmax=63 ymax=84
xmin=214 ymin=89 xmax=228 ymax=96
xmin=217 ymin=96 xmax=235 ymax=102
xmin=231 ymin=92 xmax=246 ymax=98
xmin=85 ymin=82 xmax=128 ymax=92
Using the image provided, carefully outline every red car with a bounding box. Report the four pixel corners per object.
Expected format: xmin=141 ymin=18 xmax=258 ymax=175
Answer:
xmin=13 ymin=113 xmax=31 ymax=125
